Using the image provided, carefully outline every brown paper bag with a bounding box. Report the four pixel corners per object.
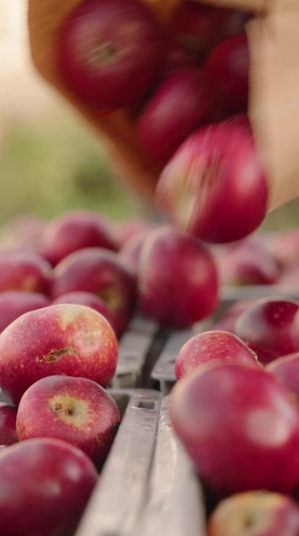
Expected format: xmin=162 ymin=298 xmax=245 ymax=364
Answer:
xmin=28 ymin=0 xmax=299 ymax=212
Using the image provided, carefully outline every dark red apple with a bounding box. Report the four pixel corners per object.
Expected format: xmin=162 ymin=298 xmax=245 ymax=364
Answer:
xmin=164 ymin=40 xmax=195 ymax=73
xmin=136 ymin=68 xmax=216 ymax=163
xmin=170 ymin=362 xmax=299 ymax=496
xmin=51 ymin=248 xmax=136 ymax=335
xmin=206 ymin=34 xmax=249 ymax=112
xmin=41 ymin=210 xmax=118 ymax=266
xmin=175 ymin=330 xmax=259 ymax=380
xmin=208 ymin=491 xmax=299 ymax=536
xmin=57 ymin=0 xmax=164 ymax=110
xmin=52 ymin=290 xmax=118 ymax=334
xmin=267 ymin=353 xmax=299 ymax=400
xmin=17 ymin=375 xmax=121 ymax=466
xmin=170 ymin=1 xmax=218 ymax=58
xmin=0 ymin=404 xmax=18 ymax=446
xmin=216 ymin=238 xmax=280 ymax=286
xmin=235 ymin=298 xmax=299 ymax=358
xmin=156 ymin=116 xmax=268 ymax=244
xmin=0 ymin=249 xmax=52 ymax=294
xmin=138 ymin=227 xmax=219 ymax=329
xmin=0 ymin=291 xmax=50 ymax=333
xmin=0 ymin=303 xmax=118 ymax=405
xmin=0 ymin=437 xmax=97 ymax=536
xmin=212 ymin=9 xmax=251 ymax=42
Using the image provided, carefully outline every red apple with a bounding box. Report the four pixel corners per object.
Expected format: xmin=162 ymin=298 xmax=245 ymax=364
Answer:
xmin=170 ymin=362 xmax=299 ymax=496
xmin=0 ymin=291 xmax=50 ymax=333
xmin=41 ymin=210 xmax=118 ymax=266
xmin=216 ymin=238 xmax=280 ymax=286
xmin=171 ymin=2 xmax=250 ymax=59
xmin=212 ymin=9 xmax=251 ymax=42
xmin=0 ymin=437 xmax=97 ymax=536
xmin=136 ymin=68 xmax=216 ymax=163
xmin=170 ymin=2 xmax=218 ymax=58
xmin=51 ymin=248 xmax=136 ymax=335
xmin=248 ymin=343 xmax=280 ymax=366
xmin=0 ymin=404 xmax=18 ymax=446
xmin=267 ymin=353 xmax=299 ymax=400
xmin=0 ymin=303 xmax=118 ymax=405
xmin=164 ymin=40 xmax=195 ymax=73
xmin=52 ymin=291 xmax=118 ymax=334
xmin=17 ymin=375 xmax=121 ymax=466
xmin=175 ymin=330 xmax=259 ymax=380
xmin=0 ymin=249 xmax=52 ymax=294
xmin=206 ymin=34 xmax=249 ymax=113
xmin=57 ymin=0 xmax=164 ymax=110
xmin=235 ymin=298 xmax=299 ymax=358
xmin=138 ymin=227 xmax=219 ymax=329
xmin=208 ymin=491 xmax=299 ymax=536
xmin=156 ymin=115 xmax=268 ymax=244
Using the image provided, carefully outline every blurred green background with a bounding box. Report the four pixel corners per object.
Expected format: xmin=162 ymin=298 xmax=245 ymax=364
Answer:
xmin=1 ymin=0 xmax=299 ymax=231
xmin=1 ymin=113 xmax=141 ymax=225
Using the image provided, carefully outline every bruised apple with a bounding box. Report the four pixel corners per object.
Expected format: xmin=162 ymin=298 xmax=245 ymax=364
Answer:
xmin=156 ymin=116 xmax=268 ymax=244
xmin=175 ymin=330 xmax=258 ymax=380
xmin=0 ymin=304 xmax=118 ymax=405
xmin=17 ymin=375 xmax=121 ymax=466
xmin=52 ymin=291 xmax=118 ymax=334
xmin=170 ymin=362 xmax=299 ymax=496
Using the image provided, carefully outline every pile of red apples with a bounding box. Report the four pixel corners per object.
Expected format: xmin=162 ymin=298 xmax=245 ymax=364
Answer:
xmin=57 ymin=0 xmax=269 ymax=244
xmin=2 ymin=210 xmax=299 ymax=535
xmin=0 ymin=208 xmax=221 ymax=535
xmin=171 ymin=295 xmax=299 ymax=536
